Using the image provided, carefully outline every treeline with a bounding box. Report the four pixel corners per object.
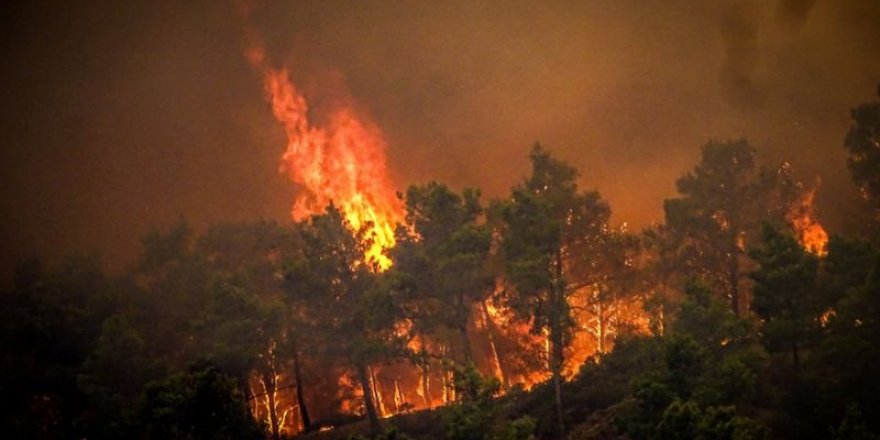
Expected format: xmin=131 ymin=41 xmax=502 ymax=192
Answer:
xmin=2 ymin=91 xmax=879 ymax=440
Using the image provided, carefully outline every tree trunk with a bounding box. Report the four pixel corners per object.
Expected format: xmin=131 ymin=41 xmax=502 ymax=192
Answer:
xmin=420 ymin=363 xmax=432 ymax=408
xmin=550 ymin=249 xmax=566 ymax=439
xmin=417 ymin=334 xmax=432 ymax=408
xmin=457 ymin=291 xmax=473 ymax=364
xmin=441 ymin=360 xmax=451 ymax=404
xmin=597 ymin=300 xmax=606 ymax=355
xmin=237 ymin=374 xmax=254 ymax=417
xmin=549 ymin=308 xmax=566 ymax=440
xmin=393 ymin=379 xmax=405 ymax=413
xmin=260 ymin=370 xmax=280 ymax=440
xmin=247 ymin=380 xmax=259 ymax=419
xmin=356 ymin=362 xmax=382 ymax=435
xmin=370 ymin=366 xmax=388 ymax=417
xmin=728 ymin=250 xmax=741 ymax=316
xmin=292 ymin=347 xmax=311 ymax=432
xmin=481 ymin=300 xmax=509 ymax=389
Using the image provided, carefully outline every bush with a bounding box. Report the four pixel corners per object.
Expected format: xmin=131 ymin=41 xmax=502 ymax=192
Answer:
xmin=138 ymin=362 xmax=264 ymax=440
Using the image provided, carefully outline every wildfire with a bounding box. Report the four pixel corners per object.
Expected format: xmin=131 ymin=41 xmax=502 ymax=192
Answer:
xmin=788 ymin=184 xmax=829 ymax=256
xmin=245 ymin=45 xmax=402 ymax=270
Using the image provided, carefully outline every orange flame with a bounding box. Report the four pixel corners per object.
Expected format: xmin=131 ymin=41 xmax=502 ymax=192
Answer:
xmin=245 ymin=44 xmax=402 ymax=269
xmin=788 ymin=184 xmax=829 ymax=256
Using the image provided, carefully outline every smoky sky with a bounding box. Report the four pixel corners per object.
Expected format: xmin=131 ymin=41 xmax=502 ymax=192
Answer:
xmin=1 ymin=0 xmax=878 ymax=280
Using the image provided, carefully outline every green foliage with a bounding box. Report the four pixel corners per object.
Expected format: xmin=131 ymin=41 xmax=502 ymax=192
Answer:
xmin=0 ymin=256 xmax=117 ymax=438
xmin=494 ymin=416 xmax=537 ymax=440
xmin=844 ymin=85 xmax=880 ymax=215
xmin=615 ymin=278 xmax=766 ymax=439
xmin=657 ymin=401 xmax=767 ymax=440
xmin=282 ymin=205 xmax=402 ymax=431
xmin=444 ymin=364 xmax=500 ymax=440
xmin=346 ymin=427 xmax=413 ymax=440
xmin=621 ymin=398 xmax=768 ymax=440
xmin=138 ymin=218 xmax=195 ymax=274
xmin=813 ymin=250 xmax=880 ymax=433
xmin=441 ymin=364 xmax=535 ymax=440
xmin=139 ymin=363 xmax=264 ymax=440
xmin=193 ymin=276 xmax=285 ymax=379
xmin=672 ymin=281 xmax=750 ymax=349
xmin=284 ymin=205 xmax=390 ymax=358
xmin=749 ymin=225 xmax=821 ymax=367
xmin=454 ymin=362 xmax=501 ymax=404
xmin=618 ymin=378 xmax=676 ymax=438
xmin=832 ymin=404 xmax=879 ymax=440
xmin=497 ymin=146 xmax=611 ymax=325
xmin=823 ymin=236 xmax=877 ymax=305
xmin=77 ymin=314 xmax=156 ymax=437
xmin=662 ymin=140 xmax=814 ymax=315
xmin=495 ymin=144 xmax=612 ymax=437
xmin=570 ymin=336 xmax=664 ymax=412
xmin=444 ymin=398 xmax=495 ymax=440
xmin=663 ymin=140 xmax=762 ymax=313
xmin=656 ymin=399 xmax=703 ymax=439
xmin=694 ymin=355 xmax=757 ymax=407
xmin=5 ymin=141 xmax=880 ymax=440
xmin=390 ymin=182 xmax=492 ymax=363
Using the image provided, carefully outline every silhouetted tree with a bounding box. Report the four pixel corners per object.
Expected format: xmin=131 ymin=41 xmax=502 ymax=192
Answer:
xmin=844 ymin=84 xmax=880 ymax=218
xmin=663 ymin=140 xmax=815 ymax=315
xmin=139 ymin=363 xmax=264 ymax=439
xmin=496 ymin=144 xmax=611 ymax=438
xmin=392 ymin=182 xmax=492 ymax=364
xmin=282 ymin=205 xmax=401 ymax=434
xmin=664 ymin=140 xmax=764 ymax=315
xmin=749 ymin=225 xmax=820 ymax=370
xmin=0 ymin=256 xmax=117 ymax=438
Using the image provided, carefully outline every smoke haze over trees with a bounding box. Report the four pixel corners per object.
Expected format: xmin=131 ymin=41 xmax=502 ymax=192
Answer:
xmin=3 ymin=88 xmax=880 ymax=435
xmin=1 ymin=1 xmax=880 ymax=439
xmin=1 ymin=0 xmax=879 ymax=281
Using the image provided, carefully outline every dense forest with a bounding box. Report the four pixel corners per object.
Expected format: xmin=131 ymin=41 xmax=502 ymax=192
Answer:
xmin=2 ymin=88 xmax=879 ymax=440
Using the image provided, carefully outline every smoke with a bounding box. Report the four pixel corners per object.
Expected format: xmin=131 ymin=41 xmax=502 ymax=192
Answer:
xmin=0 ymin=0 xmax=878 ymax=282
xmin=717 ymin=0 xmax=820 ymax=110
xmin=774 ymin=0 xmax=818 ymax=30
xmin=719 ymin=2 xmax=763 ymax=110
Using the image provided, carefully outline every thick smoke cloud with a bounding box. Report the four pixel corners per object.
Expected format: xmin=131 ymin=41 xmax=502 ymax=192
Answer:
xmin=775 ymin=0 xmax=818 ymax=30
xmin=719 ymin=2 xmax=763 ymax=110
xmin=0 ymin=0 xmax=878 ymax=281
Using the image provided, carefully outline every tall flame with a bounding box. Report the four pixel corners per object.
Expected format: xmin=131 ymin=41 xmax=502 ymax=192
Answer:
xmin=788 ymin=184 xmax=829 ymax=256
xmin=245 ymin=45 xmax=402 ymax=269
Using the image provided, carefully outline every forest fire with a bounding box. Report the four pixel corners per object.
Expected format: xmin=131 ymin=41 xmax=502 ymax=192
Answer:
xmin=236 ymin=36 xmax=837 ymax=437
xmin=788 ymin=185 xmax=829 ymax=256
xmin=245 ymin=45 xmax=403 ymax=269
xmin=5 ymin=2 xmax=880 ymax=439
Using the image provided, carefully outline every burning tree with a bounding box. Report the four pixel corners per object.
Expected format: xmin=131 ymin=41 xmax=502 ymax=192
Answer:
xmin=749 ymin=225 xmax=821 ymax=371
xmin=494 ymin=144 xmax=612 ymax=438
xmin=662 ymin=140 xmax=828 ymax=316
xmin=568 ymin=224 xmax=643 ymax=365
xmin=195 ymin=221 xmax=304 ymax=439
xmin=384 ymin=182 xmax=497 ymax=408
xmin=281 ymin=205 xmax=405 ymax=434
xmin=844 ymin=85 xmax=880 ymax=223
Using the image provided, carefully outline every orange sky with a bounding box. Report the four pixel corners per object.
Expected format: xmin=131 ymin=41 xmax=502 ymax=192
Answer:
xmin=0 ymin=0 xmax=878 ymax=281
